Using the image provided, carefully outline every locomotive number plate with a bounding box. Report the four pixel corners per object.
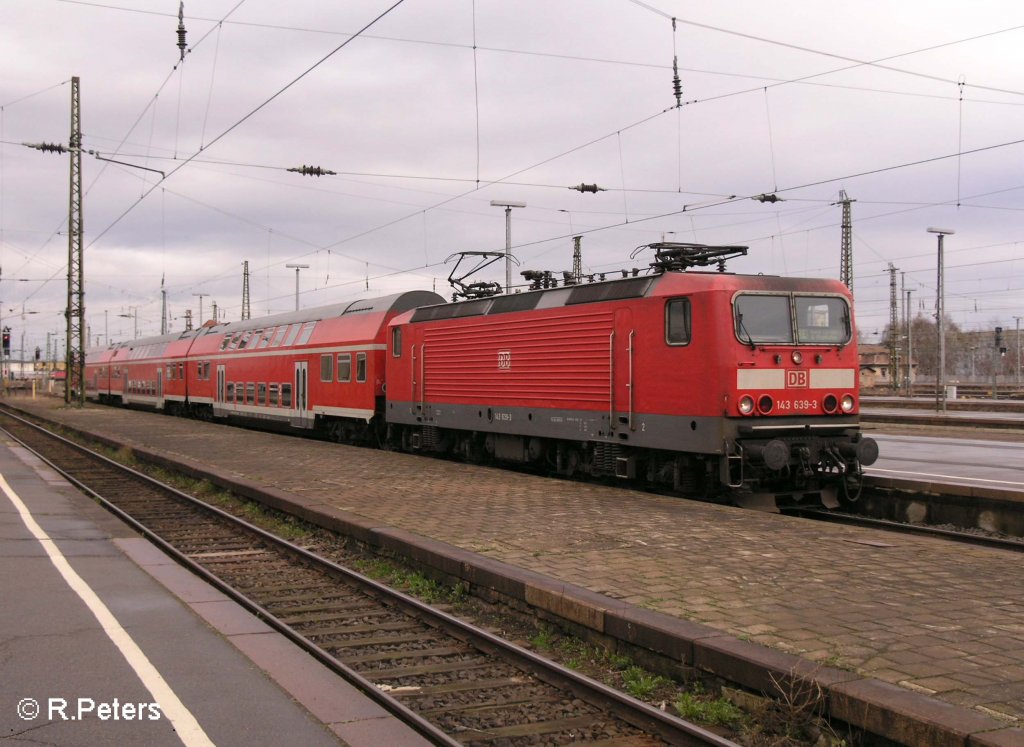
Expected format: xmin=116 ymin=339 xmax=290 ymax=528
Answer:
xmin=777 ymin=399 xmax=818 ymax=411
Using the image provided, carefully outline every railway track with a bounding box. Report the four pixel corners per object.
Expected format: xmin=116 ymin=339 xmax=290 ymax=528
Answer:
xmin=0 ymin=410 xmax=735 ymax=747
xmin=788 ymin=507 xmax=1024 ymax=552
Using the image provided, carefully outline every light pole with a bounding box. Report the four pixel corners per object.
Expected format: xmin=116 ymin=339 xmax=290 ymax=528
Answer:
xmin=905 ymin=289 xmax=913 ymax=395
xmin=1016 ymin=316 xmax=1022 ymax=388
xmin=286 ymin=264 xmax=309 ymax=311
xmin=490 ymin=200 xmax=525 ymax=294
xmin=927 ymin=227 xmax=954 ymax=413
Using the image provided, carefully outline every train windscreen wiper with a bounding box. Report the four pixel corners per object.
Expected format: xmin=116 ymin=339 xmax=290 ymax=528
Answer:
xmin=736 ymin=313 xmax=756 ymax=350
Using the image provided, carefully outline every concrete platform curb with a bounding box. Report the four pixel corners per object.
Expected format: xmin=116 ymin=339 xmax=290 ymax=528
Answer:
xmin=10 ymin=406 xmax=1020 ymax=747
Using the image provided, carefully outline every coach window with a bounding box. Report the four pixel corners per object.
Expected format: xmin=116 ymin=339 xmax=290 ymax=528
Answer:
xmin=258 ymin=383 xmax=267 ymax=405
xmin=226 ymin=382 xmax=235 ymax=401
xmin=269 ymin=383 xmax=280 ymax=406
xmin=281 ymin=383 xmax=293 ymax=408
xmin=296 ymin=321 xmax=316 ymax=346
xmin=665 ymin=298 xmax=692 ymax=345
xmin=283 ymin=324 xmax=301 ymax=347
xmin=246 ymin=383 xmax=255 ymax=404
xmin=320 ymin=354 xmax=334 ymax=382
xmin=269 ymin=326 xmax=287 ymax=347
xmin=337 ymin=353 xmax=352 ymax=383
xmin=356 ymin=352 xmax=367 ymax=383
xmin=391 ymin=327 xmax=402 ymax=357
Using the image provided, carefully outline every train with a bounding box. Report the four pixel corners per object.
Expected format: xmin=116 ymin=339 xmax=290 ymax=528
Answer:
xmin=84 ymin=243 xmax=878 ymax=509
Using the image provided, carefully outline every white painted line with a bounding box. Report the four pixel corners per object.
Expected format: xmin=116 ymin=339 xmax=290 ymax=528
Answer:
xmin=866 ymin=467 xmax=1024 ymax=488
xmin=0 ymin=473 xmax=214 ymax=747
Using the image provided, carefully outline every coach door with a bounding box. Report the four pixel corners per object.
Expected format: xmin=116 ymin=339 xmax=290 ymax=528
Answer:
xmin=216 ymin=365 xmax=226 ymax=413
xmin=294 ymin=361 xmax=308 ymax=427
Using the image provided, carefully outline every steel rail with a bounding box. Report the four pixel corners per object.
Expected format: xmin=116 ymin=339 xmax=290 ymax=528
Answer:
xmin=0 ymin=409 xmax=735 ymax=747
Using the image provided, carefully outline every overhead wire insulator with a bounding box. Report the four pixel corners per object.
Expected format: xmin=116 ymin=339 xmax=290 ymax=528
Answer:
xmin=177 ymin=2 xmax=188 ymax=61
xmin=23 ymin=142 xmax=67 ymax=154
xmin=671 ymin=17 xmax=682 ymax=107
xmin=753 ymin=193 xmax=783 ymax=203
xmin=287 ymin=165 xmax=337 ymax=177
xmin=569 ymin=183 xmax=606 ymax=193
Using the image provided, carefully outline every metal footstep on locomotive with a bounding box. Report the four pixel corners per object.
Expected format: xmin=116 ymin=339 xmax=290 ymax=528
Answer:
xmin=83 ymin=242 xmax=877 ymax=513
xmin=0 ymin=411 xmax=735 ymax=747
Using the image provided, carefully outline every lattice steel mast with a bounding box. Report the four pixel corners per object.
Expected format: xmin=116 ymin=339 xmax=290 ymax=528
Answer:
xmin=241 ymin=260 xmax=251 ymax=320
xmin=67 ymin=76 xmax=85 ymax=405
xmin=834 ymin=190 xmax=855 ymax=292
xmin=888 ymin=263 xmax=899 ymax=391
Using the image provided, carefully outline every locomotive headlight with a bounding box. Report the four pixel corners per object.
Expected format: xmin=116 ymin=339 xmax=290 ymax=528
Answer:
xmin=840 ymin=394 xmax=855 ymax=412
xmin=791 ymin=350 xmax=803 ymax=365
xmin=738 ymin=395 xmax=755 ymax=415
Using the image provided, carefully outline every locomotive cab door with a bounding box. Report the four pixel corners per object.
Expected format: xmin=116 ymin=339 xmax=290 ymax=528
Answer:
xmin=611 ymin=308 xmax=635 ymax=434
xmin=294 ymin=361 xmax=309 ymax=428
xmin=156 ymin=368 xmax=164 ymax=410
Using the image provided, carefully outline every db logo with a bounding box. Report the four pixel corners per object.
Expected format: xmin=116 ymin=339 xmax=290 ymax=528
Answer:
xmin=786 ymin=369 xmax=808 ymax=388
xmin=497 ymin=350 xmax=512 ymax=370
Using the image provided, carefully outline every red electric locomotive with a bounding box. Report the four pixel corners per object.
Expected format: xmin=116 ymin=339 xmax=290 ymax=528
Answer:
xmin=384 ymin=244 xmax=877 ymax=507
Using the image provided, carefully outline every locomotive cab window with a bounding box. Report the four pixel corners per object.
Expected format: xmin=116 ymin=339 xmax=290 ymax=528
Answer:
xmin=734 ymin=294 xmax=793 ymax=344
xmin=391 ymin=327 xmax=401 ymax=357
xmin=665 ymin=298 xmax=692 ymax=345
xmin=795 ymin=295 xmax=850 ymax=344
xmin=356 ymin=352 xmax=367 ymax=383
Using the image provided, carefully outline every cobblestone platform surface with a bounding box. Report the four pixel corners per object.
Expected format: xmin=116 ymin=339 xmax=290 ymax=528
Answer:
xmin=8 ymin=397 xmax=1024 ymax=745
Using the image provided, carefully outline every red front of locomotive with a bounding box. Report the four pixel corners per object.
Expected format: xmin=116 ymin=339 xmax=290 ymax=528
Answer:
xmin=714 ymin=274 xmax=877 ymax=503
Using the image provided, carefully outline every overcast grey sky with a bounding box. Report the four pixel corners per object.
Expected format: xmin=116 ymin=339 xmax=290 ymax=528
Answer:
xmin=2 ymin=0 xmax=1023 ymax=357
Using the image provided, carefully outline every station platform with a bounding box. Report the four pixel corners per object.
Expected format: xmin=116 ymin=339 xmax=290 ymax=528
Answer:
xmin=0 ymin=424 xmax=430 ymax=746
xmin=4 ymin=396 xmax=1024 ymax=746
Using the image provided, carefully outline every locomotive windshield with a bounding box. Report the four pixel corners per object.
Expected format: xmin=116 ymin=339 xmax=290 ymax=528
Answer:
xmin=734 ymin=293 xmax=850 ymax=345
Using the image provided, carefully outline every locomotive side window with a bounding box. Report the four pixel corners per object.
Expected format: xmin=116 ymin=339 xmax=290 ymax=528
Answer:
xmin=337 ymin=353 xmax=352 ymax=383
xmin=734 ymin=294 xmax=793 ymax=344
xmin=665 ymin=298 xmax=691 ymax=345
xmin=356 ymin=352 xmax=367 ymax=383
xmin=391 ymin=327 xmax=402 ymax=357
xmin=320 ymin=354 xmax=334 ymax=382
xmin=795 ymin=296 xmax=850 ymax=344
